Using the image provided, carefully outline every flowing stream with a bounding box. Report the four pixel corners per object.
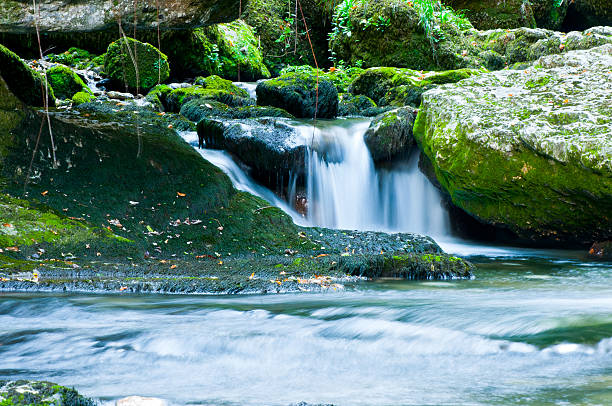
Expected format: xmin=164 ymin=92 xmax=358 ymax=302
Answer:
xmin=2 ymin=117 xmax=611 ymax=405
xmin=1 ymin=256 xmax=611 ymax=405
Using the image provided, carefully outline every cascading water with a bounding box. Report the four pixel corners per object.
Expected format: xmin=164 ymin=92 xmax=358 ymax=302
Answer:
xmin=297 ymin=118 xmax=450 ymax=237
xmin=182 ymin=117 xmax=451 ymax=237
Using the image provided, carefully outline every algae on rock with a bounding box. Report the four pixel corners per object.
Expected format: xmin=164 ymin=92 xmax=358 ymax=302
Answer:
xmin=414 ymin=45 xmax=612 ymax=244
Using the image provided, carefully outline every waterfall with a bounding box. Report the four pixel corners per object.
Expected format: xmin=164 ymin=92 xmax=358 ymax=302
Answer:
xmin=299 ymin=118 xmax=450 ymax=237
xmin=181 ymin=117 xmax=450 ymax=237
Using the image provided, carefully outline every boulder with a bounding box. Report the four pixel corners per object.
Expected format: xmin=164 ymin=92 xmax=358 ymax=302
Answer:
xmin=46 ymin=65 xmax=91 ymax=99
xmin=414 ymin=45 xmax=612 ymax=244
xmin=364 ymin=108 xmax=417 ymax=162
xmin=71 ymin=91 xmax=95 ymax=105
xmin=104 ymin=37 xmax=169 ymax=92
xmin=181 ymin=100 xmax=292 ymax=123
xmin=165 ymin=85 xmax=253 ymax=113
xmin=194 ymin=75 xmax=249 ymax=98
xmin=350 ymin=67 xmax=481 ymax=107
xmin=198 ymin=117 xmax=308 ymax=183
xmin=256 ymin=73 xmax=338 ymax=119
xmin=0 ymin=0 xmax=242 ymax=34
xmin=0 ymin=44 xmax=54 ymax=107
xmin=338 ymin=93 xmax=377 ymax=116
xmin=445 ymin=0 xmax=536 ymax=30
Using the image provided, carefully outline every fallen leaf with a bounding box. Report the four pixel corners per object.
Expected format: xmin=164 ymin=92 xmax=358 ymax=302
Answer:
xmin=315 ymin=254 xmax=329 ymax=258
xmin=119 ymin=286 xmax=128 ymax=291
xmin=177 ymin=192 xmax=186 ymax=197
xmin=5 ymin=247 xmax=19 ymax=252
xmin=170 ymin=264 xmax=177 ymax=269
xmin=249 ymin=272 xmax=255 ymax=280
xmin=41 ymin=190 xmax=49 ymax=196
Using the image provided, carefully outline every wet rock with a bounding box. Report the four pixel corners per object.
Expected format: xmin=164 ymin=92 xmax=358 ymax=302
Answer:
xmin=0 ymin=0 xmax=242 ymax=34
xmin=0 ymin=44 xmax=55 ymax=107
xmin=198 ymin=117 xmax=307 ymax=182
xmin=104 ymin=37 xmax=170 ymax=92
xmin=364 ymin=108 xmax=417 ymax=162
xmin=588 ymin=241 xmax=612 ymax=260
xmin=338 ymin=93 xmax=377 ymax=117
xmin=46 ymin=64 xmax=91 ymax=100
xmin=182 ymin=100 xmax=292 ymax=122
xmin=165 ymin=85 xmax=253 ymax=113
xmin=256 ymin=72 xmax=338 ymax=119
xmin=116 ymin=396 xmax=167 ymax=406
xmin=414 ymin=45 xmax=612 ymax=244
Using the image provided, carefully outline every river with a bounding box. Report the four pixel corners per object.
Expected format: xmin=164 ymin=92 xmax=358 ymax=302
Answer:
xmin=1 ymin=118 xmax=611 ymax=405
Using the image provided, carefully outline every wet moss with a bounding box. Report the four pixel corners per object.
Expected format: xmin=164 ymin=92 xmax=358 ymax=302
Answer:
xmin=71 ymin=91 xmax=94 ymax=105
xmin=46 ymin=65 xmax=90 ymax=100
xmin=194 ymin=75 xmax=249 ymax=98
xmin=0 ymin=44 xmax=55 ymax=107
xmin=0 ymin=380 xmax=95 ymax=406
xmin=104 ymin=37 xmax=169 ymax=91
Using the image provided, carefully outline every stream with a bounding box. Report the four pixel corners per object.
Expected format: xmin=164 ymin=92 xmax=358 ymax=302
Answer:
xmin=1 ymin=117 xmax=611 ymax=405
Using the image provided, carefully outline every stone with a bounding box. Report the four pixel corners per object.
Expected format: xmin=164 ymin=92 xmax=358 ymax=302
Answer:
xmin=46 ymin=64 xmax=91 ymax=99
xmin=256 ymin=72 xmax=338 ymax=119
xmin=104 ymin=37 xmax=169 ymax=92
xmin=414 ymin=45 xmax=612 ymax=244
xmin=445 ymin=0 xmax=536 ymax=30
xmin=364 ymin=107 xmax=417 ymax=162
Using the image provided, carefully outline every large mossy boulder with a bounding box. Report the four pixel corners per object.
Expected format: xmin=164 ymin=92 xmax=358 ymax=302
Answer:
xmin=364 ymin=107 xmax=417 ymax=162
xmin=414 ymin=45 xmax=612 ymax=245
xmin=256 ymin=73 xmax=339 ymax=119
xmin=0 ymin=44 xmax=54 ymax=107
xmin=165 ymin=85 xmax=253 ymax=113
xmin=445 ymin=0 xmax=536 ymax=30
xmin=46 ymin=64 xmax=91 ymax=99
xmin=338 ymin=93 xmax=378 ymax=117
xmin=350 ymin=67 xmax=482 ymax=107
xmin=104 ymin=37 xmax=169 ymax=92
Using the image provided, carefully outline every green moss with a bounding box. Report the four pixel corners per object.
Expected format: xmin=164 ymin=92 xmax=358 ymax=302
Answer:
xmin=46 ymin=65 xmax=91 ymax=100
xmin=194 ymin=75 xmax=249 ymax=98
xmin=71 ymin=91 xmax=94 ymax=105
xmin=0 ymin=380 xmax=95 ymax=406
xmin=0 ymin=44 xmax=55 ymax=107
xmin=47 ymin=47 xmax=96 ymax=69
xmin=166 ymin=85 xmax=253 ymax=113
xmin=104 ymin=37 xmax=170 ymax=91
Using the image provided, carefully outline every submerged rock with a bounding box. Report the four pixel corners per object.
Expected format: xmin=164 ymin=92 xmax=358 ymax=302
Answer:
xmin=104 ymin=37 xmax=170 ymax=92
xmin=0 ymin=44 xmax=55 ymax=107
xmin=364 ymin=108 xmax=417 ymax=162
xmin=256 ymin=72 xmax=339 ymax=119
xmin=0 ymin=380 xmax=95 ymax=406
xmin=414 ymin=45 xmax=612 ymax=244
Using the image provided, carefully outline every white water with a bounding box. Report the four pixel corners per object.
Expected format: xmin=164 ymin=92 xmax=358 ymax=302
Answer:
xmin=298 ymin=119 xmax=450 ymax=237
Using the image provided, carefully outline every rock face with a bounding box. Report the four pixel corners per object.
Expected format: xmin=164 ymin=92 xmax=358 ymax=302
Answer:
xmin=0 ymin=44 xmax=54 ymax=107
xmin=364 ymin=108 xmax=417 ymax=162
xmin=446 ymin=0 xmax=536 ymax=30
xmin=0 ymin=0 xmax=241 ymax=34
xmin=414 ymin=45 xmax=612 ymax=244
xmin=104 ymin=37 xmax=170 ymax=92
xmin=256 ymin=73 xmax=339 ymax=119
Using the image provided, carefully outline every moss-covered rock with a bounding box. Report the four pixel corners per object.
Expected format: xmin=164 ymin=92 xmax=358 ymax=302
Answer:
xmin=338 ymin=93 xmax=377 ymax=116
xmin=165 ymin=85 xmax=254 ymax=113
xmin=0 ymin=380 xmax=95 ymax=406
xmin=280 ymin=64 xmax=366 ymax=93
xmin=71 ymin=91 xmax=95 ymax=105
xmin=104 ymin=37 xmax=169 ymax=92
xmin=445 ymin=0 xmax=536 ymax=30
xmin=211 ymin=19 xmax=271 ymax=81
xmin=46 ymin=65 xmax=90 ymax=100
xmin=46 ymin=47 xmax=97 ymax=69
xmin=181 ymin=99 xmax=292 ymax=122
xmin=194 ymin=75 xmax=249 ymax=98
xmin=145 ymin=84 xmax=173 ymax=111
xmin=0 ymin=44 xmax=55 ymax=107
xmin=364 ymin=107 xmax=417 ymax=162
xmin=256 ymin=72 xmax=338 ymax=118
xmin=414 ymin=45 xmax=612 ymax=244
xmin=350 ymin=67 xmax=482 ymax=107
